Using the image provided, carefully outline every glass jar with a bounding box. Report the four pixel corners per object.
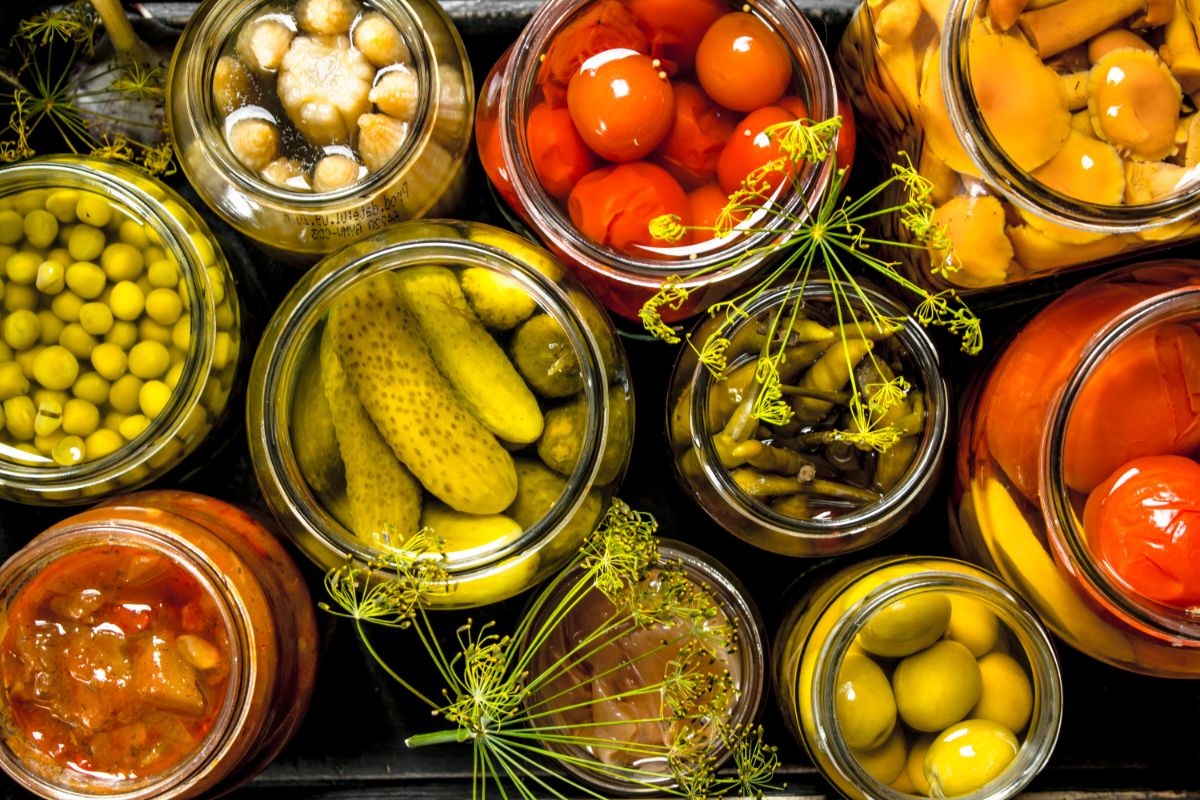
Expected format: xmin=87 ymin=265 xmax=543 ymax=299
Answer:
xmin=0 ymin=157 xmax=241 ymax=505
xmin=475 ymin=0 xmax=841 ymax=321
xmin=524 ymin=538 xmax=766 ymax=795
xmin=955 ymin=261 xmax=1200 ymax=677
xmin=0 ymin=490 xmax=318 ymax=800
xmin=775 ymin=557 xmax=1062 ymax=800
xmin=248 ymin=220 xmax=634 ymax=608
xmin=167 ymin=0 xmax=473 ymax=262
xmin=837 ymin=0 xmax=1200 ymax=292
xmin=666 ymin=279 xmax=949 ymax=556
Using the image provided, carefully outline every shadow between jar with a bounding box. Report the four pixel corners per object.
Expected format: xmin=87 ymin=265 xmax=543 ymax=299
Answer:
xmin=247 ymin=229 xmax=610 ymax=601
xmin=682 ymin=281 xmax=950 ymax=556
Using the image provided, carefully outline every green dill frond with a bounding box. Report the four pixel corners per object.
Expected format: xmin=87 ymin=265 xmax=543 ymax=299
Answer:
xmin=750 ymin=356 xmax=793 ymax=427
xmin=16 ymin=2 xmax=98 ymax=47
xmin=580 ymin=499 xmax=659 ymax=599
xmin=319 ymin=528 xmax=452 ymax=626
xmin=649 ymin=214 xmax=689 ymax=244
xmin=766 ymin=115 xmax=842 ymax=164
xmin=726 ymin=724 xmax=784 ymax=799
xmin=640 ymin=276 xmax=691 ymax=344
xmin=866 ymin=375 xmax=911 ymax=416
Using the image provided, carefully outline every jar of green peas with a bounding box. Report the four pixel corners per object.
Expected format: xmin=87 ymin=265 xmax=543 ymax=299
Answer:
xmin=0 ymin=156 xmax=241 ymax=504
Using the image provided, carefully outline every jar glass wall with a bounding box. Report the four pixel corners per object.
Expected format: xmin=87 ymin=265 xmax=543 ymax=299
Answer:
xmin=0 ymin=157 xmax=241 ymax=505
xmin=248 ymin=221 xmax=634 ymax=608
xmin=168 ymin=0 xmax=473 ymax=262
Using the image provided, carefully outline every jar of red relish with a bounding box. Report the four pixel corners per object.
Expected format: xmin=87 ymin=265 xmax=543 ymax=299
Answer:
xmin=955 ymin=262 xmax=1200 ymax=677
xmin=476 ymin=0 xmax=843 ymax=321
xmin=0 ymin=490 xmax=318 ymax=798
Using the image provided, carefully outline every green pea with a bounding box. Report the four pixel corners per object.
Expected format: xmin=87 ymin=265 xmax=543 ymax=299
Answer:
xmin=206 ymin=267 xmax=227 ymax=304
xmin=51 ymin=434 xmax=85 ymax=465
xmin=137 ymin=318 xmax=171 ymax=346
xmin=105 ymin=320 xmax=138 ymax=349
xmin=34 ymin=429 xmax=62 ymax=456
xmin=178 ymin=404 xmax=208 ymax=440
xmin=23 ymin=209 xmax=59 ymax=249
xmin=6 ymin=251 xmax=42 ymax=285
xmin=32 ymin=387 xmax=68 ymax=408
xmin=0 ymin=361 xmax=30 ymax=400
xmin=3 ymin=309 xmax=41 ymax=350
xmin=109 ymin=374 xmax=143 ymax=414
xmin=65 ymin=261 xmax=106 ymax=299
xmin=3 ymin=284 xmax=38 ymax=312
xmin=67 ymin=225 xmax=106 ymax=262
xmin=136 ymin=275 xmax=152 ymax=297
xmin=101 ymin=243 xmax=144 ymax=282
xmin=50 ymin=291 xmax=84 ymax=323
xmin=89 ymin=342 xmax=127 ymax=381
xmin=4 ymin=395 xmax=36 ymax=440
xmin=34 ymin=399 xmax=63 ymax=437
xmin=79 ymin=302 xmax=114 ymax=336
xmin=45 ymin=190 xmax=80 ymax=223
xmin=14 ymin=346 xmax=42 ymax=380
xmin=212 ymin=332 xmax=234 ymax=370
xmin=35 ymin=260 xmax=65 ymax=295
xmin=109 ymin=280 xmax=144 ymax=321
xmin=13 ymin=191 xmax=47 ymax=215
xmin=61 ymin=397 xmax=100 ymax=436
xmin=33 ymin=346 xmax=80 ymax=391
xmin=162 ymin=200 xmax=196 ymax=233
xmin=147 ymin=259 xmax=179 ymax=289
xmin=117 ymin=220 xmax=149 ymax=249
xmin=191 ymin=232 xmax=217 ymax=267
xmin=117 ymin=413 xmax=150 ymax=440
xmin=36 ymin=310 xmax=64 ymax=346
xmin=140 ymin=287 xmax=181 ymax=326
xmin=139 ymin=379 xmax=171 ymax=417
xmin=75 ymin=193 xmax=113 ymax=227
xmin=58 ymin=324 xmax=98 ymax=359
xmin=0 ymin=341 xmax=12 ymax=362
xmin=46 ymin=248 xmax=72 ymax=267
xmin=0 ymin=210 xmax=24 ymax=244
xmin=102 ymin=410 xmax=126 ymax=430
xmin=215 ymin=301 xmax=234 ymax=331
xmin=128 ymin=340 xmax=170 ymax=379
xmin=72 ymin=371 xmax=110 ymax=406
xmin=164 ymin=361 xmax=185 ymax=390
xmin=172 ymin=317 xmax=191 ymax=351
xmin=85 ymin=428 xmax=124 ymax=460
xmin=0 ymin=245 xmax=15 ymax=270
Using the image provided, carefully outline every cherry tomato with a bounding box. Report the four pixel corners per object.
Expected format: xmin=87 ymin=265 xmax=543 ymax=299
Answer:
xmin=477 ymin=115 xmax=518 ymax=209
xmin=526 ymin=102 xmax=599 ymax=199
xmin=568 ymin=51 xmax=675 ymax=162
xmin=717 ymin=105 xmax=796 ymax=196
xmin=655 ymin=83 xmax=736 ymax=188
xmin=696 ymin=12 xmax=791 ymax=112
xmin=836 ymin=91 xmax=858 ymax=176
xmin=538 ymin=0 xmax=649 ymax=106
xmin=777 ymin=95 xmax=810 ymax=119
xmin=1084 ymin=455 xmax=1200 ymax=609
xmin=628 ymin=0 xmax=726 ymax=69
xmin=687 ymin=183 xmax=731 ymax=242
xmin=1063 ymin=323 xmax=1200 ymax=493
xmin=568 ymin=162 xmax=691 ymax=254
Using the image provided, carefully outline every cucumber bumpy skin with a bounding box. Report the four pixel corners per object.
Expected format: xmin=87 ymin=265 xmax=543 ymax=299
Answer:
xmin=508 ymin=458 xmax=604 ymax=563
xmin=330 ymin=273 xmax=518 ymax=514
xmin=320 ymin=323 xmax=422 ymax=544
xmin=420 ymin=501 xmax=523 ymax=557
xmin=394 ymin=266 xmax=544 ymax=445
xmin=291 ymin=334 xmax=344 ymax=497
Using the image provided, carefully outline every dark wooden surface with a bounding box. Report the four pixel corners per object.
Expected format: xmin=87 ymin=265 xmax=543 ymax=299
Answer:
xmin=1 ymin=1 xmax=1199 ymax=798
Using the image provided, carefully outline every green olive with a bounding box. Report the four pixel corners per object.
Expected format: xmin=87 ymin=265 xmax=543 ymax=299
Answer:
xmin=859 ymin=592 xmax=952 ymax=658
xmin=907 ymin=734 xmax=934 ymax=795
xmin=946 ymin=595 xmax=1001 ymax=657
xmin=972 ymin=652 xmax=1034 ymax=734
xmin=835 ymin=652 xmax=897 ymax=751
xmin=893 ymin=640 xmax=983 ymax=733
xmin=851 ymin=724 xmax=907 ymax=785
xmin=924 ymin=719 xmax=1018 ymax=797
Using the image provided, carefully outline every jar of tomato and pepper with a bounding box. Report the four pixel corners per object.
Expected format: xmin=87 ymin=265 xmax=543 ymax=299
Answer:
xmin=0 ymin=491 xmax=318 ymax=798
xmin=476 ymin=0 xmax=852 ymax=321
xmin=954 ymin=262 xmax=1200 ymax=677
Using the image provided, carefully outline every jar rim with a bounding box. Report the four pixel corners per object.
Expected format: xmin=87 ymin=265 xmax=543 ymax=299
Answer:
xmin=942 ymin=0 xmax=1200 ymax=233
xmin=247 ymin=221 xmax=612 ymax=581
xmin=809 ymin=559 xmax=1063 ymax=800
xmin=519 ymin=537 xmax=767 ymax=796
xmin=0 ymin=521 xmax=254 ymax=800
xmin=0 ymin=157 xmax=220 ymax=499
xmin=683 ymin=279 xmax=950 ymax=550
xmin=499 ymin=0 xmax=840 ymax=283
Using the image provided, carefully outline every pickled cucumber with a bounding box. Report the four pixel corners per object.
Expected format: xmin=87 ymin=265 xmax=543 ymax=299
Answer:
xmin=420 ymin=501 xmax=524 ymax=557
xmin=460 ymin=267 xmax=537 ymax=330
xmin=394 ymin=267 xmax=544 ymax=444
xmin=320 ymin=325 xmax=421 ymax=543
xmin=537 ymin=386 xmax=632 ymax=485
xmin=330 ymin=274 xmax=517 ymax=514
xmin=508 ymin=459 xmax=604 ymax=562
xmin=291 ymin=333 xmax=344 ymax=496
xmin=511 ymin=314 xmax=584 ymax=398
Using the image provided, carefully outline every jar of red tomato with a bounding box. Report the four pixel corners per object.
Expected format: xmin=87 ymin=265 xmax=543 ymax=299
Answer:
xmin=476 ymin=0 xmax=846 ymax=321
xmin=0 ymin=490 xmax=318 ymax=798
xmin=954 ymin=262 xmax=1200 ymax=677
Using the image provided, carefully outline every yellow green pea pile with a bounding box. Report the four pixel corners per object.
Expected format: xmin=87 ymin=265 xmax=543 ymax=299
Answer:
xmin=0 ymin=188 xmax=230 ymax=468
xmin=835 ymin=591 xmax=1035 ymax=797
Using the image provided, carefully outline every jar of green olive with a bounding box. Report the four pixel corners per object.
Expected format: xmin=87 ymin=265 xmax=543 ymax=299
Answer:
xmin=168 ymin=0 xmax=473 ymax=262
xmin=775 ymin=557 xmax=1062 ymax=800
xmin=0 ymin=157 xmax=241 ymax=505
xmin=666 ymin=279 xmax=949 ymax=556
xmin=247 ymin=220 xmax=634 ymax=608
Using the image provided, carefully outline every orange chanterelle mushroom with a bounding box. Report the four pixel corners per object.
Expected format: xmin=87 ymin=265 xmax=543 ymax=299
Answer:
xmin=1088 ymin=48 xmax=1183 ymax=161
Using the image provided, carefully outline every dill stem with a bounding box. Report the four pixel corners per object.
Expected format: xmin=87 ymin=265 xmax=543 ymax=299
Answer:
xmin=88 ymin=0 xmax=150 ymax=60
xmin=406 ymin=729 xmax=467 ymax=749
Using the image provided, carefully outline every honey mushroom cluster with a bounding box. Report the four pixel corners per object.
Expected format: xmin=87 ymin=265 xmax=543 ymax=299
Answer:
xmin=214 ymin=0 xmax=417 ymax=192
xmin=858 ymin=0 xmax=1200 ymax=287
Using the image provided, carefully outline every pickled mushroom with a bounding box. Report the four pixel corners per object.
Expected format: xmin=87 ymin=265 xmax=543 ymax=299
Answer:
xmin=918 ymin=0 xmax=951 ymax=30
xmin=236 ymin=13 xmax=296 ymax=73
xmin=213 ymin=56 xmax=255 ymax=114
xmin=369 ymin=68 xmax=419 ymax=121
xmin=1089 ymin=28 xmax=1156 ymax=64
xmin=1125 ymin=159 xmax=1193 ymax=202
xmin=262 ymin=157 xmax=309 ymax=189
xmin=919 ymin=145 xmax=961 ymax=205
xmin=1019 ymin=0 xmax=1150 ymax=58
xmin=1016 ymin=207 xmax=1111 ymax=245
xmin=1135 ymin=0 xmax=1176 ymax=28
xmin=312 ymin=152 xmax=362 ymax=190
xmin=227 ymin=117 xmax=281 ymax=171
xmin=870 ymin=0 xmax=922 ymax=44
xmin=356 ymin=112 xmax=409 ymax=171
xmin=1186 ymin=113 xmax=1200 ymax=164
xmin=1088 ymin=48 xmax=1182 ymax=161
xmin=988 ymin=0 xmax=1030 ymax=32
xmin=932 ymin=195 xmax=1013 ymax=286
xmin=1160 ymin=0 xmax=1200 ymax=92
xmin=353 ymin=11 xmax=410 ymax=67
xmin=294 ymin=0 xmax=359 ymax=35
xmin=920 ymin=46 xmax=980 ymax=176
xmin=277 ymin=34 xmax=375 ymax=146
xmin=1007 ymin=222 xmax=1130 ymax=272
xmin=1061 ymin=71 xmax=1089 ymax=111
xmin=1031 ymin=129 xmax=1126 ymax=204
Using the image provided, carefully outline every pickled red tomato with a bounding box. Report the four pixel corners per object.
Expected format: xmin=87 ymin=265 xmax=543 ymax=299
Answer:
xmin=655 ymin=82 xmax=736 ymax=187
xmin=688 ymin=183 xmax=730 ymax=242
xmin=568 ymin=50 xmax=675 ymax=162
xmin=777 ymin=95 xmax=810 ymax=119
xmin=538 ymin=0 xmax=649 ymax=105
xmin=628 ymin=0 xmax=726 ymax=69
xmin=696 ymin=12 xmax=791 ymax=112
xmin=569 ymin=162 xmax=691 ymax=254
xmin=528 ymin=102 xmax=599 ymax=199
xmin=718 ymin=105 xmax=796 ymax=195
xmin=1084 ymin=455 xmax=1200 ymax=609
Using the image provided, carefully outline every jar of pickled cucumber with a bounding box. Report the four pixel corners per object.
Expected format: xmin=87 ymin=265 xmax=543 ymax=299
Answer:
xmin=775 ymin=556 xmax=1062 ymax=800
xmin=0 ymin=157 xmax=241 ymax=505
xmin=838 ymin=0 xmax=1200 ymax=291
xmin=475 ymin=0 xmax=842 ymax=321
xmin=0 ymin=490 xmax=318 ymax=799
xmin=247 ymin=220 xmax=634 ymax=608
xmin=168 ymin=0 xmax=473 ymax=262
xmin=955 ymin=261 xmax=1200 ymax=676
xmin=666 ymin=279 xmax=949 ymax=556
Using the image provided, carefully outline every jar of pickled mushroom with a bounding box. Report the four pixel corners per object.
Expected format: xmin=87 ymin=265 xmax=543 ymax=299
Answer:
xmin=955 ymin=261 xmax=1200 ymax=676
xmin=168 ymin=0 xmax=473 ymax=262
xmin=666 ymin=279 xmax=949 ymax=556
xmin=475 ymin=0 xmax=843 ymax=321
xmin=0 ymin=157 xmax=241 ymax=505
xmin=247 ymin=220 xmax=634 ymax=608
xmin=0 ymin=490 xmax=318 ymax=800
xmin=525 ymin=538 xmax=766 ymax=794
xmin=838 ymin=0 xmax=1200 ymax=291
xmin=775 ymin=556 xmax=1062 ymax=800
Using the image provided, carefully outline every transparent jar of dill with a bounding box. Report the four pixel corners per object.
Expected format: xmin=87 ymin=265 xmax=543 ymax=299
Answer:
xmin=247 ymin=220 xmax=634 ymax=609
xmin=167 ymin=0 xmax=472 ymax=263
xmin=666 ymin=279 xmax=949 ymax=556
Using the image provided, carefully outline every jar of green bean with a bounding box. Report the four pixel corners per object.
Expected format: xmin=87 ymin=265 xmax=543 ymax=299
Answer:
xmin=666 ymin=280 xmax=949 ymax=556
